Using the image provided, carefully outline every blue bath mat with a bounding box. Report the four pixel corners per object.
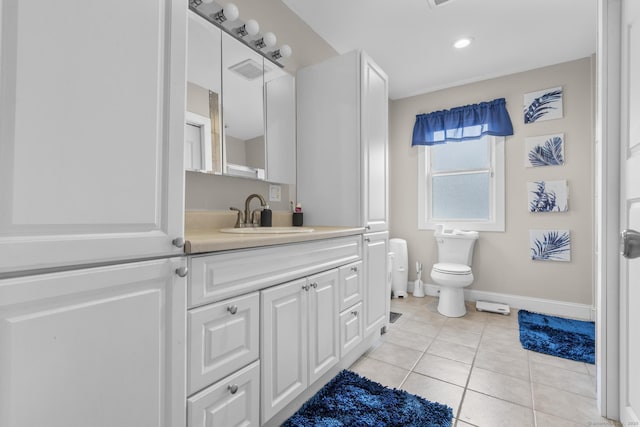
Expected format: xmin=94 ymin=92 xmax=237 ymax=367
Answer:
xmin=282 ymin=370 xmax=453 ymax=427
xmin=518 ymin=310 xmax=595 ymax=364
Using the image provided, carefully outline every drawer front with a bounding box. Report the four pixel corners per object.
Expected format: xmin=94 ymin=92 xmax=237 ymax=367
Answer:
xmin=189 ymin=235 xmax=361 ymax=307
xmin=340 ymin=302 xmax=364 ymax=358
xmin=187 ymin=361 xmax=260 ymax=427
xmin=338 ymin=260 xmax=363 ymax=311
xmin=188 ymin=292 xmax=259 ymax=395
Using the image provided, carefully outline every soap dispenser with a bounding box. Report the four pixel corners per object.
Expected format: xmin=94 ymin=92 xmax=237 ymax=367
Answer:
xmin=260 ymin=205 xmax=272 ymax=227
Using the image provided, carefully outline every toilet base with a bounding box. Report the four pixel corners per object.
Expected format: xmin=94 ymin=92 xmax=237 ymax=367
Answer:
xmin=437 ymin=286 xmax=467 ymax=317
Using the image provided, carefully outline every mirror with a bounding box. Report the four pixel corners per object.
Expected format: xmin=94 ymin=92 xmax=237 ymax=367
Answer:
xmin=187 ymin=11 xmax=296 ymax=184
xmin=222 ymin=33 xmax=266 ymax=179
xmin=186 ymin=11 xmax=222 ymax=174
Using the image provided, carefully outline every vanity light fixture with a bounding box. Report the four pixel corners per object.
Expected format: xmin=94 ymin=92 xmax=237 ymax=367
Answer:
xmin=270 ymin=44 xmax=292 ymax=61
xmin=189 ymin=0 xmax=292 ymax=67
xmin=235 ymin=19 xmax=260 ymax=38
xmin=255 ymin=32 xmax=277 ymax=49
xmin=212 ymin=2 xmax=239 ymax=23
xmin=453 ymin=37 xmax=473 ymax=49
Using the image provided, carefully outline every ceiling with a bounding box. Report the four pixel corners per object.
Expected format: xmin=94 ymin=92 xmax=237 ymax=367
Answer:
xmin=281 ymin=0 xmax=598 ymax=100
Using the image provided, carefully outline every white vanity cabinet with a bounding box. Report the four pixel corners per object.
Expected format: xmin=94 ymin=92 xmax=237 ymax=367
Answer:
xmin=338 ymin=261 xmax=364 ymax=356
xmin=0 ymin=0 xmax=187 ymax=274
xmin=261 ymin=269 xmax=340 ymax=423
xmin=0 ymin=258 xmax=187 ymax=427
xmin=296 ymin=50 xmax=389 ymax=232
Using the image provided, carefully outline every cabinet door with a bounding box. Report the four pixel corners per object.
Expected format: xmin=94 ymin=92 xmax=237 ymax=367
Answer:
xmin=307 ymin=269 xmax=340 ymax=385
xmin=0 ymin=258 xmax=187 ymax=427
xmin=339 ymin=260 xmax=363 ymax=311
xmin=0 ymin=0 xmax=187 ymax=274
xmin=340 ymin=301 xmax=364 ymax=357
xmin=187 ymin=361 xmax=260 ymax=427
xmin=361 ymin=53 xmax=389 ymax=232
xmin=261 ymin=278 xmax=308 ymax=424
xmin=188 ymin=292 xmax=259 ymax=395
xmin=364 ymin=232 xmax=389 ymax=337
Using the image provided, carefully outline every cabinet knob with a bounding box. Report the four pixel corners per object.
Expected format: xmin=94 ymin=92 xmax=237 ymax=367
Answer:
xmin=228 ymin=384 xmax=238 ymax=394
xmin=175 ymin=266 xmax=188 ymax=278
xmin=172 ymin=237 xmax=185 ymax=248
xmin=310 ymin=282 xmax=318 ymax=289
xmin=302 ymin=284 xmax=310 ymax=291
xmin=364 ymin=238 xmax=371 ymax=242
xmin=227 ymin=305 xmax=238 ymax=315
xmin=365 ymin=225 xmax=371 ymax=230
xmin=351 ymin=310 xmax=359 ymax=317
xmin=350 ymin=266 xmax=358 ymax=272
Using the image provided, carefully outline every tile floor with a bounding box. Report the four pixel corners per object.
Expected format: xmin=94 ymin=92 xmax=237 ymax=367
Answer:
xmin=349 ymin=295 xmax=618 ymax=427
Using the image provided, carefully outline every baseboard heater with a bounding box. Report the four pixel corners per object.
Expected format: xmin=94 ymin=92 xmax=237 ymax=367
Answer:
xmin=476 ymin=300 xmax=511 ymax=315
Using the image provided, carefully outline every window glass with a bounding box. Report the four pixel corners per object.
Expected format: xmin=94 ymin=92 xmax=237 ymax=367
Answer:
xmin=431 ymin=138 xmax=489 ymax=172
xmin=432 ymin=172 xmax=490 ymax=219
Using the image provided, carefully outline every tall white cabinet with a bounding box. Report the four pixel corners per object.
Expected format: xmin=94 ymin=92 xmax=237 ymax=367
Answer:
xmin=0 ymin=0 xmax=187 ymax=274
xmin=0 ymin=1 xmax=188 ymax=426
xmin=297 ymin=50 xmax=390 ymax=336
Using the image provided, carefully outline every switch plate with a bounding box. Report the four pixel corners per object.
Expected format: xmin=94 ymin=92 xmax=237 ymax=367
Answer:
xmin=269 ymin=184 xmax=281 ymax=202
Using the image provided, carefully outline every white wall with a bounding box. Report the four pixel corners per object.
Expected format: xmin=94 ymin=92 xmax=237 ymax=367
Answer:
xmin=389 ymin=57 xmax=595 ymax=306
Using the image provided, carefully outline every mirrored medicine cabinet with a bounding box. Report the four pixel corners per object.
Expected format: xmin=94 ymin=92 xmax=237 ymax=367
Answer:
xmin=185 ymin=10 xmax=295 ymax=185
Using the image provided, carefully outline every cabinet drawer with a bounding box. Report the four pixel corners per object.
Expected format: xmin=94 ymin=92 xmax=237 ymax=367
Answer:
xmin=188 ymin=292 xmax=259 ymax=395
xmin=187 ymin=361 xmax=260 ymax=427
xmin=189 ymin=235 xmax=361 ymax=307
xmin=338 ymin=260 xmax=363 ymax=311
xmin=340 ymin=302 xmax=364 ymax=358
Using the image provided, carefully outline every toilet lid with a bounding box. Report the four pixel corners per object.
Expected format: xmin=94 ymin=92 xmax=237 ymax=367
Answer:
xmin=433 ymin=263 xmax=472 ymax=275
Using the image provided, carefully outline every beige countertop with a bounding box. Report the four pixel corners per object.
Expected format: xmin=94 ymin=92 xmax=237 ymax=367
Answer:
xmin=185 ymin=226 xmax=365 ymax=254
xmin=183 ymin=210 xmax=364 ymax=254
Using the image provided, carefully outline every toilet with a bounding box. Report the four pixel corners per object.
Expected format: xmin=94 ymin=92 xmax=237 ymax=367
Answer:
xmin=431 ymin=227 xmax=479 ymax=317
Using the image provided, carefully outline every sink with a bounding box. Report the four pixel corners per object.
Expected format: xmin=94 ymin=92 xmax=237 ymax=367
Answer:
xmin=220 ymin=226 xmax=315 ymax=234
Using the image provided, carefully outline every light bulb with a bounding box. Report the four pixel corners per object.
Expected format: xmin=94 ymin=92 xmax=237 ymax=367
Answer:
xmin=279 ymin=44 xmax=292 ymax=58
xmin=453 ymin=37 xmax=473 ymax=49
xmin=245 ymin=19 xmax=260 ymax=36
xmin=223 ymin=3 xmax=239 ymax=21
xmin=263 ymin=32 xmax=277 ymax=48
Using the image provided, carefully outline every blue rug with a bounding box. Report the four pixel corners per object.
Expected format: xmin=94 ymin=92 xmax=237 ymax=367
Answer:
xmin=283 ymin=370 xmax=453 ymax=427
xmin=518 ymin=309 xmax=595 ymax=364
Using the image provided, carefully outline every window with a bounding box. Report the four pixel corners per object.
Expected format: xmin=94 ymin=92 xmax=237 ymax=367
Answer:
xmin=418 ymin=135 xmax=505 ymax=231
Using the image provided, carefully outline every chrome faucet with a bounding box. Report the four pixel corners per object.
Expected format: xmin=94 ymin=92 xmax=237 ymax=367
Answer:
xmin=244 ymin=193 xmax=267 ymax=226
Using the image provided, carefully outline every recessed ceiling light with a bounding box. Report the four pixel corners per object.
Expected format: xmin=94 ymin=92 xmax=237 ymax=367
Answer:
xmin=453 ymin=37 xmax=473 ymax=49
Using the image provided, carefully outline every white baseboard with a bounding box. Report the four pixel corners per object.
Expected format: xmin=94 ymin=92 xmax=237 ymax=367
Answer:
xmin=419 ymin=282 xmax=594 ymax=321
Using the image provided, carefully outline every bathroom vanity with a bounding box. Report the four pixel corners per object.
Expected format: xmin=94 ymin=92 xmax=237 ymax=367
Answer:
xmin=183 ymin=220 xmax=386 ymax=426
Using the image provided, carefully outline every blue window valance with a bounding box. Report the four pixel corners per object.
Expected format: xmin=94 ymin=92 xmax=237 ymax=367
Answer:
xmin=411 ymin=97 xmax=514 ymax=146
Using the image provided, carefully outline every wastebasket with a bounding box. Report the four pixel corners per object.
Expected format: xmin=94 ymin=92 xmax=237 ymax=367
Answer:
xmin=389 ymin=238 xmax=408 ymax=298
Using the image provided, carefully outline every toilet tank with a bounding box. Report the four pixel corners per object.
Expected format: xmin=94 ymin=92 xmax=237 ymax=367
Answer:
xmin=435 ymin=229 xmax=479 ymax=266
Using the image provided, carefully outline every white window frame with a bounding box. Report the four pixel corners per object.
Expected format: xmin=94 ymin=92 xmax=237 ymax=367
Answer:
xmin=418 ymin=135 xmax=505 ymax=232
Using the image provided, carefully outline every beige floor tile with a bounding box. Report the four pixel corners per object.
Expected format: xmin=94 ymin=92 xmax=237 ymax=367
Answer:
xmin=586 ymin=362 xmax=596 ymax=376
xmin=411 ymin=309 xmax=448 ymax=326
xmin=381 ymin=326 xmax=434 ymax=352
xmin=528 ymin=351 xmax=590 ymax=375
xmin=367 ymin=341 xmax=423 ymax=370
xmin=530 ymin=360 xmax=596 ymax=398
xmin=484 ymin=310 xmax=520 ymax=329
xmin=438 ymin=325 xmax=482 ymax=348
xmin=473 ymin=349 xmax=531 ymax=380
xmin=427 ymin=339 xmax=477 ymax=364
xmin=444 ymin=317 xmax=487 ymax=334
xmin=455 ymin=420 xmax=477 ymax=427
xmin=532 ymin=382 xmax=607 ymax=426
xmin=467 ymin=366 xmax=533 ymax=408
xmin=401 ymin=372 xmax=464 ymax=416
xmin=413 ymin=353 xmax=471 ymax=387
xmin=482 ymin=323 xmax=521 ymax=341
xmin=348 ymin=356 xmax=409 ymax=389
xmin=534 ymin=411 xmax=589 ymax=427
xmin=401 ymin=318 xmax=443 ymax=337
xmin=478 ymin=335 xmax=529 ymax=359
xmin=458 ymin=390 xmax=534 ymax=427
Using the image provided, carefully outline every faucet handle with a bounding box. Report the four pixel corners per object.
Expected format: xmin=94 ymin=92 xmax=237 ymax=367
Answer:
xmin=229 ymin=207 xmax=244 ymax=228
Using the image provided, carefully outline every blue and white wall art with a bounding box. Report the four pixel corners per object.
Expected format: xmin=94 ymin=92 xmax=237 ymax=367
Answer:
xmin=528 ymin=180 xmax=569 ymax=212
xmin=523 ymin=87 xmax=563 ymax=124
xmin=529 ymin=229 xmax=571 ymax=262
xmin=524 ymin=133 xmax=565 ymax=167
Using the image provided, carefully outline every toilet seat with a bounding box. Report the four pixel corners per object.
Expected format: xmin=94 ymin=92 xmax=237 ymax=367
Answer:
xmin=432 ymin=263 xmax=471 ymax=275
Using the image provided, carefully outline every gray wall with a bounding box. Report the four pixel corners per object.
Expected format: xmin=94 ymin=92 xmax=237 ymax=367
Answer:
xmin=389 ymin=57 xmax=595 ymax=305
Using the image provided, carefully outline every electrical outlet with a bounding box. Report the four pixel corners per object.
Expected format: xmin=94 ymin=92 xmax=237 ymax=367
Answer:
xmin=269 ymin=184 xmax=281 ymax=202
